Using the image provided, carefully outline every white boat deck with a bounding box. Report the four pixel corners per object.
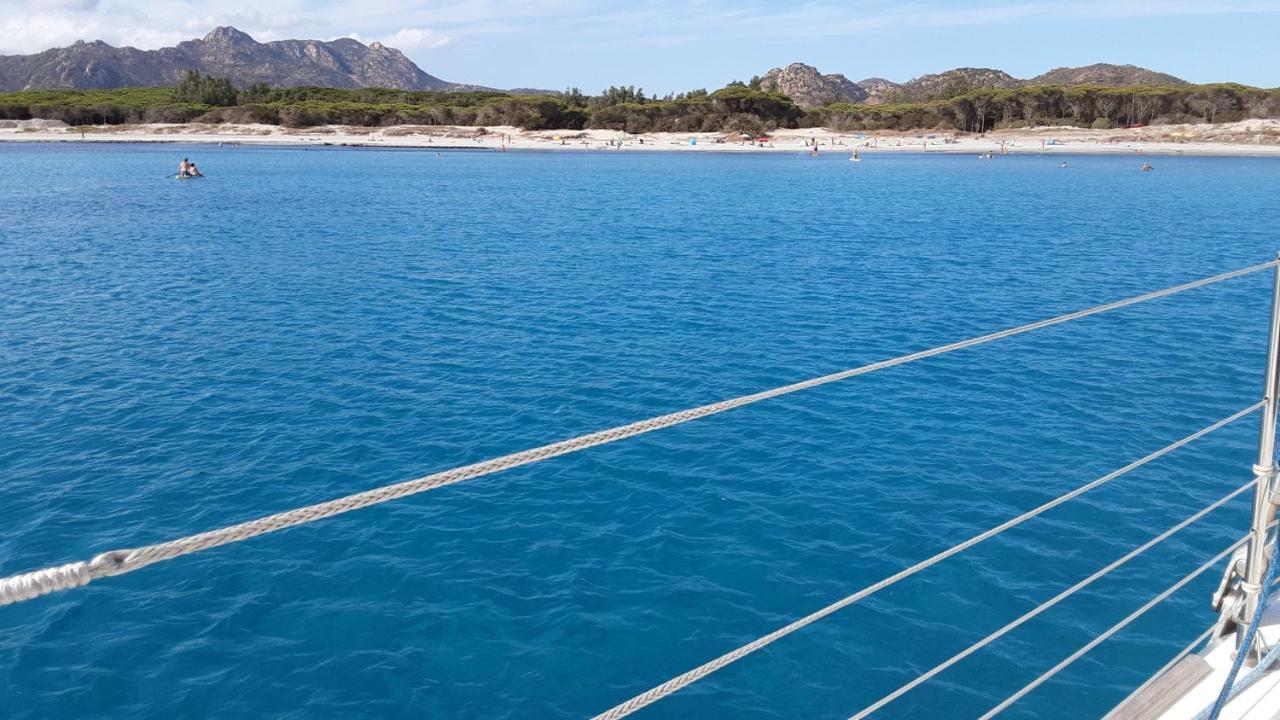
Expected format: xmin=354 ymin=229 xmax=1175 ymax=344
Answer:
xmin=1120 ymin=597 xmax=1280 ymax=720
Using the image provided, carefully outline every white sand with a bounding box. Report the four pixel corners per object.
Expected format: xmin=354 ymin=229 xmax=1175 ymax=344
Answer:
xmin=3 ymin=119 xmax=1280 ymax=157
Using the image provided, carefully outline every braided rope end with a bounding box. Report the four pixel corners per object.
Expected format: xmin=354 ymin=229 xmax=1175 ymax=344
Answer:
xmin=0 ymin=562 xmax=93 ymax=606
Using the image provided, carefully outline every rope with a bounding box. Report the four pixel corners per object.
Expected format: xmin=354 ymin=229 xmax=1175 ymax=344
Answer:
xmin=1198 ymin=599 xmax=1280 ymax=718
xmin=0 ymin=259 xmax=1273 ymax=611
xmin=1202 ymin=532 xmax=1280 ymax=720
xmin=978 ymin=536 xmax=1250 ymax=719
xmin=0 ymin=562 xmax=92 ymax=604
xmin=848 ymin=477 xmax=1255 ymax=720
xmin=591 ymin=403 xmax=1260 ymax=720
xmin=1101 ymin=626 xmax=1215 ymax=720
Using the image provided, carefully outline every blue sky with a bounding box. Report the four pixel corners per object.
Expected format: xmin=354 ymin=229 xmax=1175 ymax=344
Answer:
xmin=5 ymin=1 xmax=1279 ymax=91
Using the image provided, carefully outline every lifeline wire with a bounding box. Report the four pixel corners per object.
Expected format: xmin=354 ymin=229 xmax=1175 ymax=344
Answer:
xmin=849 ymin=477 xmax=1255 ymax=720
xmin=2 ymin=260 xmax=1273 ymax=611
xmin=593 ymin=403 xmax=1260 ymax=720
xmin=979 ymin=536 xmax=1251 ymax=718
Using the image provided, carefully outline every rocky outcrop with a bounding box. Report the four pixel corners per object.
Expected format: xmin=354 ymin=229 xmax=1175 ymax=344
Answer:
xmin=759 ymin=63 xmax=868 ymax=107
xmin=855 ymin=77 xmax=903 ymax=104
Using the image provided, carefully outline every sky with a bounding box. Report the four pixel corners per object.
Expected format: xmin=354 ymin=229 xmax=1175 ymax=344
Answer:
xmin=3 ymin=0 xmax=1279 ymax=93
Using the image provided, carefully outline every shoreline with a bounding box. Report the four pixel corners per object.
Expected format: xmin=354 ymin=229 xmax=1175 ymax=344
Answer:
xmin=4 ymin=119 xmax=1280 ymax=158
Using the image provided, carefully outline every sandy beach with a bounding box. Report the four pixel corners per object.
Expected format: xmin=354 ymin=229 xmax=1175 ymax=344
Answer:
xmin=4 ymin=118 xmax=1280 ymax=157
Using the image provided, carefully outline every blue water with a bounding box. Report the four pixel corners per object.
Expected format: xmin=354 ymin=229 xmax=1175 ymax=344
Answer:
xmin=3 ymin=143 xmax=1280 ymax=719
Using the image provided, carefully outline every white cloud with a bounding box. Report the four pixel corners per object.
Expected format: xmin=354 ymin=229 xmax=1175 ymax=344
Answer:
xmin=177 ymin=9 xmax=318 ymax=41
xmin=341 ymin=0 xmax=583 ymax=27
xmin=0 ymin=1 xmax=471 ymax=54
xmin=33 ymin=0 xmax=101 ymax=10
xmin=0 ymin=12 xmax=191 ymax=53
xmin=380 ymin=27 xmax=452 ymax=50
xmin=113 ymin=26 xmax=189 ymax=48
xmin=0 ymin=15 xmax=102 ymax=53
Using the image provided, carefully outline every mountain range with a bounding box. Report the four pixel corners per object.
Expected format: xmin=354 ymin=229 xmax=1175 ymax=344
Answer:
xmin=758 ymin=63 xmax=1190 ymax=107
xmin=0 ymin=27 xmax=1194 ymax=107
xmin=0 ymin=27 xmax=481 ymax=92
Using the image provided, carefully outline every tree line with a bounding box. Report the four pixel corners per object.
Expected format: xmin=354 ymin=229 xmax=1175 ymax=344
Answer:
xmin=1 ymin=71 xmax=1276 ymax=133
xmin=815 ymin=84 xmax=1280 ymax=132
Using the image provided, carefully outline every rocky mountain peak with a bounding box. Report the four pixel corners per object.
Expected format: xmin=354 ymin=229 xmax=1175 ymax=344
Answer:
xmin=203 ymin=26 xmax=255 ymax=45
xmin=759 ymin=63 xmax=868 ymax=107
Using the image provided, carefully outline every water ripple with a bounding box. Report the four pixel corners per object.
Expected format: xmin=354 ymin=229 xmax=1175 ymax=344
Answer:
xmin=1 ymin=145 xmax=1279 ymax=719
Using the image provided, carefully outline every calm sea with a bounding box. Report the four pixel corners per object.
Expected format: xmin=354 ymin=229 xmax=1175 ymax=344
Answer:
xmin=3 ymin=143 xmax=1280 ymax=719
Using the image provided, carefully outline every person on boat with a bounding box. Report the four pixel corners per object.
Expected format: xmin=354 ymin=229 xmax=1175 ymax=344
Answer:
xmin=1141 ymin=162 xmax=1153 ymax=172
xmin=178 ymin=158 xmax=191 ymax=176
xmin=186 ymin=161 xmax=204 ymax=177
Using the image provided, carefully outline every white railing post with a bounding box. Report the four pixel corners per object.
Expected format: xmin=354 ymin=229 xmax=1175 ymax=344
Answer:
xmin=1239 ymin=254 xmax=1280 ymax=661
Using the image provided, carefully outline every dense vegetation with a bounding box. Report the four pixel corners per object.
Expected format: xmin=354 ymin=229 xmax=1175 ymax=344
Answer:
xmin=814 ymin=84 xmax=1280 ymax=132
xmin=1 ymin=72 xmax=1277 ymax=133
